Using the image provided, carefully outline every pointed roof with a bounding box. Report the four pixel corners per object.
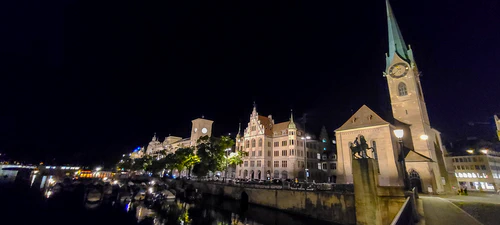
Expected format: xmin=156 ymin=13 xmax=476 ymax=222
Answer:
xmin=404 ymin=147 xmax=434 ymax=162
xmin=386 ymin=0 xmax=410 ymax=63
xmin=257 ymin=115 xmax=273 ymax=136
xmin=319 ymin=125 xmax=329 ymax=140
xmin=288 ymin=109 xmax=297 ymax=129
xmin=236 ymin=122 xmax=242 ymax=138
xmin=336 ymin=105 xmax=391 ymax=131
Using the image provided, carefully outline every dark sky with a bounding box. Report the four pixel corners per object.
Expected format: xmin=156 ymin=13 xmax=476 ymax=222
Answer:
xmin=1 ymin=0 xmax=499 ymax=166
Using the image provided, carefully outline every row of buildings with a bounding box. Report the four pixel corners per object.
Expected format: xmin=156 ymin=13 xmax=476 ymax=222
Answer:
xmin=125 ymin=1 xmax=500 ymax=193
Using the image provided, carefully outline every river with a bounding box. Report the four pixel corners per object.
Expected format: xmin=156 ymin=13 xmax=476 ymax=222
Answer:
xmin=0 ymin=182 xmax=337 ymax=225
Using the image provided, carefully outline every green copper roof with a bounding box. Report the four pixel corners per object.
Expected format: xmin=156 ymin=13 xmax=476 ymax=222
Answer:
xmin=386 ymin=0 xmax=410 ymax=63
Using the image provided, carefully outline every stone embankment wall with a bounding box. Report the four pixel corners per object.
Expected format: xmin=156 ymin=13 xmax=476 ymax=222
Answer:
xmin=190 ymin=182 xmax=356 ymax=225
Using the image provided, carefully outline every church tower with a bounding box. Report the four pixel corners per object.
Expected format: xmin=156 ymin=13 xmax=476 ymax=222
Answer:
xmin=384 ymin=0 xmax=446 ymax=193
xmin=190 ymin=117 xmax=214 ymax=147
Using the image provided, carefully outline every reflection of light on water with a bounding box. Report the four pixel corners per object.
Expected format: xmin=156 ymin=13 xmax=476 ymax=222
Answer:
xmin=31 ymin=175 xmax=36 ymax=187
xmin=126 ymin=202 xmax=131 ymax=212
xmin=45 ymin=190 xmax=52 ymax=198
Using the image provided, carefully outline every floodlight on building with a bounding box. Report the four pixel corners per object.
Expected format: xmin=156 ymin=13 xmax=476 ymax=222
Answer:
xmin=466 ymin=149 xmax=474 ymax=154
xmin=394 ymin=129 xmax=404 ymax=139
xmin=420 ymin=134 xmax=429 ymax=140
xmin=480 ymin=149 xmax=488 ymax=154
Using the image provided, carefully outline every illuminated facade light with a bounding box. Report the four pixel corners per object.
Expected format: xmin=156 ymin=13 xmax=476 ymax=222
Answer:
xmin=394 ymin=129 xmax=404 ymax=138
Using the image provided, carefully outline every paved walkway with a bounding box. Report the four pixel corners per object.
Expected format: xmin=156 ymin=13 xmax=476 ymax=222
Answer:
xmin=440 ymin=192 xmax=500 ymax=205
xmin=420 ymin=196 xmax=483 ymax=225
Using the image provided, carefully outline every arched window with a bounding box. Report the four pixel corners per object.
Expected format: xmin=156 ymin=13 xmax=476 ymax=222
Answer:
xmin=251 ymin=139 xmax=256 ymax=147
xmin=274 ymin=170 xmax=279 ymax=179
xmin=258 ymin=138 xmax=262 ymax=147
xmin=398 ymin=82 xmax=408 ymax=96
xmin=281 ymin=171 xmax=288 ymax=179
xmin=245 ymin=140 xmax=249 ymax=148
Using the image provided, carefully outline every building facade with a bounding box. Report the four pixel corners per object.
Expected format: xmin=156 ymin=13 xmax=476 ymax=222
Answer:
xmin=335 ymin=1 xmax=453 ymax=193
xmin=130 ymin=117 xmax=214 ymax=159
xmin=235 ymin=105 xmax=322 ymax=181
xmin=318 ymin=126 xmax=337 ymax=183
xmin=452 ymin=150 xmax=500 ymax=192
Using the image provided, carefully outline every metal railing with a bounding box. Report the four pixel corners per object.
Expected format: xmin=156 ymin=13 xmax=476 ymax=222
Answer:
xmin=390 ymin=188 xmax=419 ymax=225
xmin=188 ymin=178 xmax=354 ymax=193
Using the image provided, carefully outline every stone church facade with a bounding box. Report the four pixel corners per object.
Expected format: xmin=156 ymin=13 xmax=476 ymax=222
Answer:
xmin=335 ymin=1 xmax=453 ymax=193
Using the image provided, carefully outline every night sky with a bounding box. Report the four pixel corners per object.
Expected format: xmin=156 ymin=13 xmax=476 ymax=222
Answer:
xmin=1 ymin=0 xmax=499 ymax=167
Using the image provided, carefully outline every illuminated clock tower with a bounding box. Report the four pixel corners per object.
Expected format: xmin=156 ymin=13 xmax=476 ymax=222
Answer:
xmin=384 ymin=0 xmax=446 ymax=193
xmin=190 ymin=117 xmax=214 ymax=146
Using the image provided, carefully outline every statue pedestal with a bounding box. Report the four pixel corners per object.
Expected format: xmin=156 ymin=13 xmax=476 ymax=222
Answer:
xmin=353 ymin=158 xmax=382 ymax=225
xmin=353 ymin=158 xmax=407 ymax=225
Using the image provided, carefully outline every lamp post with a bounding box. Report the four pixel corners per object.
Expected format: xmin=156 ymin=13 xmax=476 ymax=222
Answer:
xmin=225 ymin=148 xmax=232 ymax=183
xmin=301 ymin=135 xmax=311 ymax=183
xmin=394 ymin=129 xmax=410 ymax=190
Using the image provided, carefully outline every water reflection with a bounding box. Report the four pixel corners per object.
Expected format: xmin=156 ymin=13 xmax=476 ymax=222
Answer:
xmin=125 ymin=195 xmax=333 ymax=225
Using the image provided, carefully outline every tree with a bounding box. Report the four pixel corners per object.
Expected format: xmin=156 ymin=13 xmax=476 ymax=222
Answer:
xmin=146 ymin=157 xmax=168 ymax=176
xmin=227 ymin=150 xmax=248 ymax=167
xmin=117 ymin=155 xmax=133 ymax=171
xmin=193 ymin=135 xmax=234 ymax=177
xmin=175 ymin=147 xmax=199 ymax=177
xmin=132 ymin=155 xmax=152 ymax=171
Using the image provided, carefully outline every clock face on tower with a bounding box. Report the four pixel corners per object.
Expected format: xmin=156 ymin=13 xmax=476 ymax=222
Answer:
xmin=201 ymin=128 xmax=208 ymax=134
xmin=389 ymin=63 xmax=409 ymax=78
xmin=194 ymin=128 xmax=198 ymax=133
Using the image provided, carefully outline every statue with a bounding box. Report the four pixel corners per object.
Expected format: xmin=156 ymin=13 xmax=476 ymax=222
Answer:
xmin=350 ymin=135 xmax=372 ymax=159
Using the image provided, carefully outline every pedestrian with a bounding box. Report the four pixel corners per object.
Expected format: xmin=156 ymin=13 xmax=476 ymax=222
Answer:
xmin=464 ymin=186 xmax=468 ymax=195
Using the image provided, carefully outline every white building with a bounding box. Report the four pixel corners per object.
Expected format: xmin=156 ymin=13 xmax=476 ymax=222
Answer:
xmin=452 ymin=149 xmax=500 ymax=192
xmin=130 ymin=117 xmax=214 ymax=159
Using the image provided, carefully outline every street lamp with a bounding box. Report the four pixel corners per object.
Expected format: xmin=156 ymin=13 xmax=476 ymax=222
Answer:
xmin=224 ymin=148 xmax=232 ymax=182
xmin=394 ymin=129 xmax=410 ymax=190
xmin=301 ymin=135 xmax=311 ymax=183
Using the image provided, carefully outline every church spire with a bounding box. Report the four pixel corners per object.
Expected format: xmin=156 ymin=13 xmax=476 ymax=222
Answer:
xmin=251 ymin=101 xmax=257 ymax=115
xmin=236 ymin=122 xmax=241 ymax=137
xmin=288 ymin=109 xmax=297 ymax=129
xmin=386 ymin=0 xmax=410 ymax=63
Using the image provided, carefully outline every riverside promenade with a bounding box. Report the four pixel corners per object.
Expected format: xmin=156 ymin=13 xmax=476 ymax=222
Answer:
xmin=419 ymin=192 xmax=500 ymax=225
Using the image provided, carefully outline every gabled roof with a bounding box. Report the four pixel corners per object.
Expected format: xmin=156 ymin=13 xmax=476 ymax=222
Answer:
xmin=257 ymin=115 xmax=273 ymax=136
xmin=336 ymin=105 xmax=391 ymax=131
xmin=272 ymin=121 xmax=290 ymax=133
xmin=404 ymin=147 xmax=433 ymax=162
